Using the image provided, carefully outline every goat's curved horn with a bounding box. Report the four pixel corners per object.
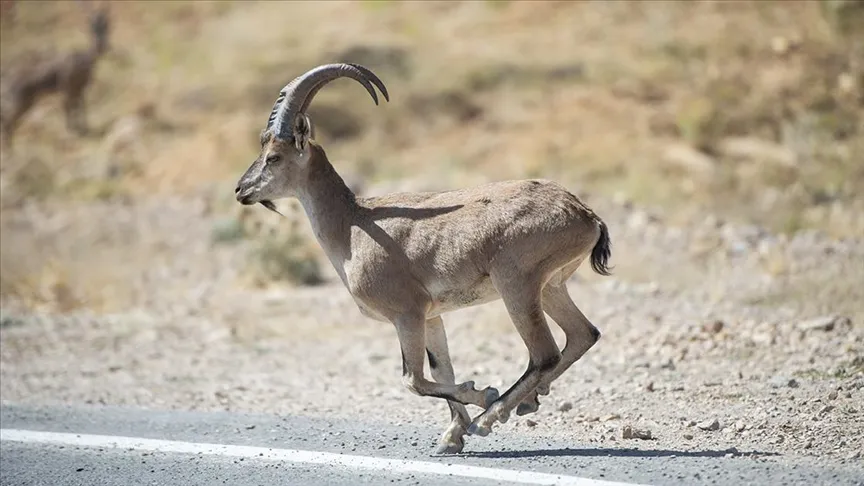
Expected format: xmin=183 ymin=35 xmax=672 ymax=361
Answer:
xmin=266 ymin=63 xmax=389 ymax=140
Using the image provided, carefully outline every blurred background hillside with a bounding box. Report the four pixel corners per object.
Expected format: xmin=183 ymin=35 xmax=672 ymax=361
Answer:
xmin=0 ymin=0 xmax=862 ymax=314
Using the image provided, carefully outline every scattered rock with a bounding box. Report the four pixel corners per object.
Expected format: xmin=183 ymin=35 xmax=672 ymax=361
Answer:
xmin=525 ymin=419 xmax=537 ymax=428
xmin=770 ymin=36 xmax=801 ymax=56
xmin=797 ymin=315 xmax=850 ymax=333
xmin=717 ymin=136 xmax=797 ymax=167
xmin=787 ymin=378 xmax=799 ymax=389
xmin=702 ymin=320 xmax=725 ymax=334
xmin=697 ymin=419 xmax=720 ymax=431
xmin=601 ymin=413 xmax=621 ymax=422
xmin=645 ymin=382 xmax=655 ymax=392
xmin=663 ymin=144 xmax=716 ymax=176
xmin=828 ymin=390 xmax=838 ymax=400
xmin=735 ymin=421 xmax=746 ymax=433
xmin=683 ymin=433 xmax=694 ymax=440
xmin=622 ymin=425 xmax=653 ymax=440
xmin=245 ymin=424 xmax=256 ymax=430
xmin=558 ymin=402 xmax=573 ymax=412
xmin=804 ymin=439 xmax=813 ymax=449
xmin=818 ymin=405 xmax=835 ymax=416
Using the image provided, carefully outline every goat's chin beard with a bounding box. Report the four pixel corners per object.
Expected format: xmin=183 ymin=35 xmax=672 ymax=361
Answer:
xmin=259 ymin=200 xmax=284 ymax=216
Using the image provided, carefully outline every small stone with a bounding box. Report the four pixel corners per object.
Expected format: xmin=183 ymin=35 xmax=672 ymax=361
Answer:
xmin=735 ymin=422 xmax=746 ymax=433
xmin=788 ymin=378 xmax=799 ymax=388
xmin=697 ymin=419 xmax=720 ymax=431
xmin=828 ymin=390 xmax=838 ymax=400
xmin=683 ymin=433 xmax=694 ymax=440
xmin=622 ymin=425 xmax=653 ymax=440
xmin=818 ymin=405 xmax=835 ymax=416
xmin=645 ymin=382 xmax=655 ymax=392
xmin=702 ymin=320 xmax=724 ymax=334
xmin=601 ymin=413 xmax=621 ymax=422
xmin=797 ymin=315 xmax=849 ymax=333
xmin=771 ymin=36 xmax=790 ymax=55
xmin=849 ymin=451 xmax=861 ymax=460
xmin=663 ymin=144 xmax=716 ymax=176
xmin=525 ymin=419 xmax=538 ymax=427
xmin=687 ymin=420 xmax=697 ymax=427
xmin=804 ymin=439 xmax=813 ymax=449
xmin=846 ymin=392 xmax=853 ymax=399
xmin=245 ymin=425 xmax=256 ymax=430
xmin=558 ymin=402 xmax=573 ymax=412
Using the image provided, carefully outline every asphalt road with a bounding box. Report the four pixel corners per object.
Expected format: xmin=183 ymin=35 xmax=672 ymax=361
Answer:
xmin=1 ymin=403 xmax=861 ymax=486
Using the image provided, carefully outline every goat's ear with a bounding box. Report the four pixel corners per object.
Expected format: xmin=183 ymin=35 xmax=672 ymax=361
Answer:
xmin=292 ymin=113 xmax=313 ymax=152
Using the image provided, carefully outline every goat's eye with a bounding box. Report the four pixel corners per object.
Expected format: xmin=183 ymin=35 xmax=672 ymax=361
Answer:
xmin=265 ymin=154 xmax=281 ymax=164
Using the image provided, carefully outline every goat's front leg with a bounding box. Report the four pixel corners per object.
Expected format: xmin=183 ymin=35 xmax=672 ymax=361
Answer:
xmin=425 ymin=316 xmax=472 ymax=454
xmin=467 ymin=275 xmax=561 ymax=437
xmin=394 ymin=313 xmax=499 ymax=411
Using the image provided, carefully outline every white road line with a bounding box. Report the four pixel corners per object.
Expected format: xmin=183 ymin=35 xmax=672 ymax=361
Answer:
xmin=1 ymin=428 xmax=646 ymax=486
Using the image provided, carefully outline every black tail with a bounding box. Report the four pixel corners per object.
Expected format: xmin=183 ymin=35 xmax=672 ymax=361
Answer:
xmin=590 ymin=220 xmax=613 ymax=276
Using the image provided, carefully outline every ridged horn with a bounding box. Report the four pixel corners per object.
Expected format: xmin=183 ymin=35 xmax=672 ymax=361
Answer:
xmin=265 ymin=63 xmax=389 ymax=140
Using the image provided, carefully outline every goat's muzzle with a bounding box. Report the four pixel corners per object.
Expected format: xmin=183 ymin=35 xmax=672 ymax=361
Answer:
xmin=235 ymin=184 xmax=255 ymax=205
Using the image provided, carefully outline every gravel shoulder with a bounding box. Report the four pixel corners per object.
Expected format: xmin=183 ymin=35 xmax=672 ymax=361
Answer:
xmin=1 ymin=191 xmax=862 ymax=474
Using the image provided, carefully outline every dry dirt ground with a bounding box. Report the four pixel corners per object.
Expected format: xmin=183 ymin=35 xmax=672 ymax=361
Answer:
xmin=1 ymin=188 xmax=862 ymax=468
xmin=1 ymin=0 xmax=862 ymax=474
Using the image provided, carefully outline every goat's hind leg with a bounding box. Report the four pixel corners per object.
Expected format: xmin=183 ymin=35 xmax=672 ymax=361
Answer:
xmin=63 ymin=89 xmax=88 ymax=135
xmin=425 ymin=316 xmax=472 ymax=454
xmin=395 ymin=314 xmax=499 ymax=410
xmin=467 ymin=275 xmax=561 ymax=437
xmin=516 ymin=282 xmax=601 ymax=416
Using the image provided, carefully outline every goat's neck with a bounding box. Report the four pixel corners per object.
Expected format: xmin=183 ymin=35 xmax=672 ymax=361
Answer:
xmin=297 ymin=145 xmax=358 ymax=272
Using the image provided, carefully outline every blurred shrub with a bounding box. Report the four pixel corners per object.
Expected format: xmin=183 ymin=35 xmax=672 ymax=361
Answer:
xmin=247 ymin=232 xmax=324 ymax=287
xmin=212 ymin=206 xmax=325 ymax=287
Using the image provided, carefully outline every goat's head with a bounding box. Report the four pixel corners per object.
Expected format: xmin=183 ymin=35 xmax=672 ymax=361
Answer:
xmin=235 ymin=63 xmax=388 ymax=211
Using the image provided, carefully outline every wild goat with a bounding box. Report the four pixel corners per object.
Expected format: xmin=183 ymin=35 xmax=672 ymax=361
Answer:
xmin=0 ymin=6 xmax=110 ymax=148
xmin=235 ymin=63 xmax=612 ymax=454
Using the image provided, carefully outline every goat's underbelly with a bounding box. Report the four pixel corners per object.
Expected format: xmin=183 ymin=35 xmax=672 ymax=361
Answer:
xmin=348 ymin=277 xmax=501 ymax=322
xmin=428 ymin=277 xmax=500 ymax=316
